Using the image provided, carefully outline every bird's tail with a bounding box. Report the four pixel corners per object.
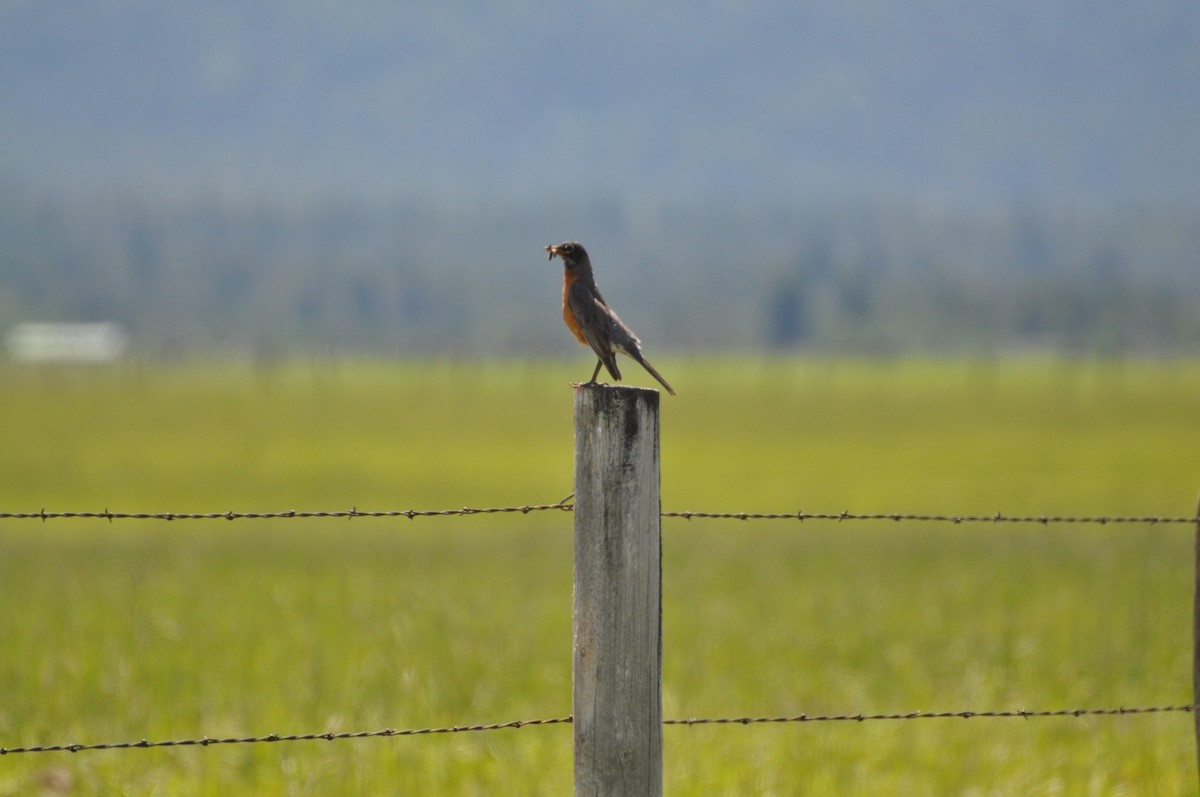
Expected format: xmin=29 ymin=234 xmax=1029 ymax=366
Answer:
xmin=631 ymin=352 xmax=675 ymax=396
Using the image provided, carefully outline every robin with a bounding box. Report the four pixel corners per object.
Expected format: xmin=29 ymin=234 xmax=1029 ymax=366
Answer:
xmin=546 ymin=241 xmax=675 ymax=395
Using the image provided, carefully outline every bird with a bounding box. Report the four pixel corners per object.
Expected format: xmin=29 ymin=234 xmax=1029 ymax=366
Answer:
xmin=546 ymin=241 xmax=675 ymax=395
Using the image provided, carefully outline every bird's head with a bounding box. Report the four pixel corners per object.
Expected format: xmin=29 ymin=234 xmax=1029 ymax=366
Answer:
xmin=545 ymin=241 xmax=590 ymax=271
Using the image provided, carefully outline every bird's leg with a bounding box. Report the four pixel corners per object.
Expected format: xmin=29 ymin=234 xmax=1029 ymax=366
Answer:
xmin=588 ymin=358 xmax=603 ymax=385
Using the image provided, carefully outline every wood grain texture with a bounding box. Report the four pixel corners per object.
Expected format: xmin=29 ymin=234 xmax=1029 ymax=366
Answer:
xmin=573 ymin=384 xmax=662 ymax=797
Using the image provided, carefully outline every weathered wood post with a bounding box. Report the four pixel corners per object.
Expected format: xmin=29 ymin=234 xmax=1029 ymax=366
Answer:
xmin=573 ymin=384 xmax=663 ymax=797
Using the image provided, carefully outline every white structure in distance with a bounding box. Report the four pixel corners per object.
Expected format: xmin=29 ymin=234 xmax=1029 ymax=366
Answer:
xmin=6 ymin=323 xmax=129 ymax=363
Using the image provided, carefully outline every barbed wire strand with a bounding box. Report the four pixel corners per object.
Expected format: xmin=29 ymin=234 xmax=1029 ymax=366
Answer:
xmin=0 ymin=506 xmax=1196 ymax=525
xmin=3 ymin=705 xmax=1194 ymax=755
xmin=0 ymin=505 xmax=575 ymax=522
xmin=662 ymin=510 xmax=1200 ymax=525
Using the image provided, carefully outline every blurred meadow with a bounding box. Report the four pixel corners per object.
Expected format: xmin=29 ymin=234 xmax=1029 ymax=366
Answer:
xmin=1 ymin=357 xmax=1198 ymax=795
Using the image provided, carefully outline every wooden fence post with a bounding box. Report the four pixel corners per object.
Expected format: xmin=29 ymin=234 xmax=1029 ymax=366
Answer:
xmin=573 ymin=384 xmax=663 ymax=797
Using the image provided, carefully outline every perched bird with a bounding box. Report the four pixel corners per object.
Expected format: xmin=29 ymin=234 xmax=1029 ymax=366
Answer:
xmin=546 ymin=241 xmax=675 ymax=395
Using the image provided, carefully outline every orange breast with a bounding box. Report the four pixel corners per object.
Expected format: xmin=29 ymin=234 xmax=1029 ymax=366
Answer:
xmin=562 ymin=270 xmax=589 ymax=345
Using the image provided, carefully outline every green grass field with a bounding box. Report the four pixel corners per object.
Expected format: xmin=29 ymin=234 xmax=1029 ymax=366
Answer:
xmin=1 ymin=358 xmax=1198 ymax=795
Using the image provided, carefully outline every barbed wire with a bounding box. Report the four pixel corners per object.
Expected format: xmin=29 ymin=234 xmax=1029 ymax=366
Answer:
xmin=665 ymin=703 xmax=1198 ymax=724
xmin=0 ymin=504 xmax=574 ymax=522
xmin=0 ymin=717 xmax=573 ymax=755
xmin=3 ymin=704 xmax=1193 ymax=755
xmin=0 ymin=505 xmax=1196 ymax=525
xmin=662 ymin=510 xmax=1200 ymax=525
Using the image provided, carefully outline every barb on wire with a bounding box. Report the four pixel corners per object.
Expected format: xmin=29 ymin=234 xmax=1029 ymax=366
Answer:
xmin=1 ymin=506 xmax=1196 ymax=525
xmin=3 ymin=704 xmax=1194 ymax=755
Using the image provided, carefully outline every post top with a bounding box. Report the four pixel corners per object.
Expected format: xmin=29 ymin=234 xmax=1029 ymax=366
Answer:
xmin=571 ymin=382 xmax=662 ymax=396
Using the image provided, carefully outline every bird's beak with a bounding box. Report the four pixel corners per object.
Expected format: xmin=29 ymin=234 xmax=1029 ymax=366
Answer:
xmin=545 ymin=244 xmax=559 ymax=261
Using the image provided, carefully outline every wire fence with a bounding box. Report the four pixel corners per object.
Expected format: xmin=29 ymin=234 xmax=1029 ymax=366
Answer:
xmin=1 ymin=505 xmax=1196 ymax=525
xmin=2 ymin=501 xmax=1196 ymax=759
xmin=4 ymin=705 xmax=1196 ymax=756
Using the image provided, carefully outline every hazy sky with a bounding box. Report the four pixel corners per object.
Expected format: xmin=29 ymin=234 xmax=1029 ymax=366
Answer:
xmin=2 ymin=0 xmax=1198 ymax=208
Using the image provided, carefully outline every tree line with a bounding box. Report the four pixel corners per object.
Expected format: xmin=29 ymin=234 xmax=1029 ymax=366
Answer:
xmin=1 ymin=185 xmax=1196 ymax=359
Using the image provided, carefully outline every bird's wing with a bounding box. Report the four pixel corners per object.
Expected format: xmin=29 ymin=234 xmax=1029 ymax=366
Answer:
xmin=567 ymin=281 xmax=622 ymax=380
